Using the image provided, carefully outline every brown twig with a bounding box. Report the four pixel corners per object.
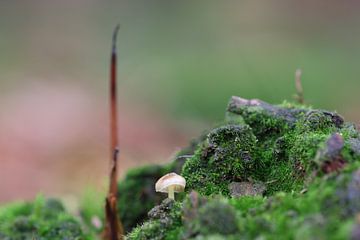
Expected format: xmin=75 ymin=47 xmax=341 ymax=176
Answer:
xmin=103 ymin=24 xmax=124 ymax=240
xmin=294 ymin=68 xmax=304 ymax=104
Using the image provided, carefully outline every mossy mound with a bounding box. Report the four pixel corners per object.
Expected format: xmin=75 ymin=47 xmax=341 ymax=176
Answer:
xmin=183 ymin=96 xmax=358 ymax=196
xmin=0 ymin=195 xmax=91 ymax=239
xmin=124 ymin=96 xmax=360 ymax=239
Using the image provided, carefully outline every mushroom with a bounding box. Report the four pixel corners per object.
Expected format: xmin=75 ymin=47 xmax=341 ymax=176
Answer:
xmin=155 ymin=172 xmax=186 ymax=200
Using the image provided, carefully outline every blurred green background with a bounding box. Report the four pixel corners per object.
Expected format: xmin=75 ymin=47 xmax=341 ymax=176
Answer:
xmin=0 ymin=0 xmax=359 ymax=202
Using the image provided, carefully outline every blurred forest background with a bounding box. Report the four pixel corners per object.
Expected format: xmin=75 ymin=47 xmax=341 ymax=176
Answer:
xmin=0 ymin=0 xmax=359 ymax=203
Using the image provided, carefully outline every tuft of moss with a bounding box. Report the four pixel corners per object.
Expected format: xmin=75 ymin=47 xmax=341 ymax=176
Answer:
xmin=182 ymin=193 xmax=239 ymax=238
xmin=182 ymin=125 xmax=257 ymax=196
xmin=127 ymin=198 xmax=182 ymax=240
xmin=0 ymin=195 xmax=91 ymax=239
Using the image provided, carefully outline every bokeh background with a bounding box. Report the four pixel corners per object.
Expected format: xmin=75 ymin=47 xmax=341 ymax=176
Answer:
xmin=1 ymin=0 xmax=359 ymax=203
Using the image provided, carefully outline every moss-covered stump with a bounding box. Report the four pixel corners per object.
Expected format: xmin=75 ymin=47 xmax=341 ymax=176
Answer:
xmin=0 ymin=196 xmax=91 ymax=239
xmin=125 ymin=96 xmax=360 ymax=239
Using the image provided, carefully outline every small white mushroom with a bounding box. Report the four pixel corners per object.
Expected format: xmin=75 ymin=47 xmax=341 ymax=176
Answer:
xmin=155 ymin=172 xmax=186 ymax=200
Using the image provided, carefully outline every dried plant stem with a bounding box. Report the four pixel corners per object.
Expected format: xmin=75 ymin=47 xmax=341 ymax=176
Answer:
xmin=294 ymin=68 xmax=304 ymax=104
xmin=103 ymin=24 xmax=124 ymax=240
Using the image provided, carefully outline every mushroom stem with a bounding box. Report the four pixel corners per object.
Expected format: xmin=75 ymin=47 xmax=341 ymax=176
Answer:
xmin=168 ymin=185 xmax=175 ymax=200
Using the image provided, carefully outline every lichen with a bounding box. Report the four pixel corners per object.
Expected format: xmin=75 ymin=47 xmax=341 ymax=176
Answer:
xmin=0 ymin=195 xmax=91 ymax=239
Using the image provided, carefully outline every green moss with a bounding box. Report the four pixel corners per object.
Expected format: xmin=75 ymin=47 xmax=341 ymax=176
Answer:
xmin=184 ymin=196 xmax=239 ymax=237
xmin=182 ymin=125 xmax=257 ymax=196
xmin=130 ymin=165 xmax=360 ymax=239
xmin=126 ymin=97 xmax=360 ymax=238
xmin=187 ymin=234 xmax=240 ymax=240
xmin=228 ymin=165 xmax=360 ymax=239
xmin=296 ymin=111 xmax=338 ymax=133
xmin=230 ymin=104 xmax=288 ymax=138
xmin=0 ymin=195 xmax=91 ymax=239
xmin=127 ymin=199 xmax=182 ymax=240
xmin=117 ymin=131 xmax=208 ymax=233
xmin=182 ymin=98 xmax=356 ymax=196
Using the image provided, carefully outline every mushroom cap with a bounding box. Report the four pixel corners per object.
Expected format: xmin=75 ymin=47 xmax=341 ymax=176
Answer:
xmin=155 ymin=172 xmax=186 ymax=193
